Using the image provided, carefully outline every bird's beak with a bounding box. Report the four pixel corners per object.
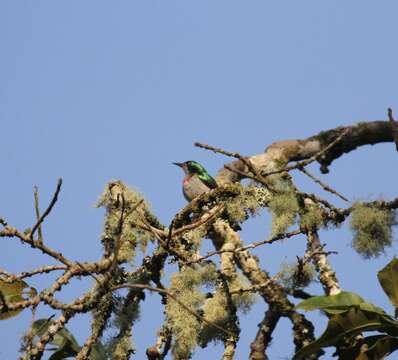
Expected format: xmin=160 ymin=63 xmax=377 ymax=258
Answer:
xmin=173 ymin=162 xmax=183 ymax=168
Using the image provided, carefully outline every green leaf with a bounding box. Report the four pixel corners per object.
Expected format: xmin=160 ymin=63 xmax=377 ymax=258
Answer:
xmin=295 ymin=291 xmax=386 ymax=316
xmin=293 ymin=308 xmax=398 ymax=360
xmin=378 ymin=258 xmax=398 ymax=309
xmin=296 ymin=291 xmax=365 ymax=312
xmin=31 ymin=318 xmax=81 ymax=359
xmin=0 ymin=279 xmax=37 ymax=320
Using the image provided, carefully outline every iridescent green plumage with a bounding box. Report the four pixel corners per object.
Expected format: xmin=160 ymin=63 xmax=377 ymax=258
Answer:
xmin=173 ymin=160 xmax=218 ymax=201
xmin=187 ymin=161 xmax=218 ymax=189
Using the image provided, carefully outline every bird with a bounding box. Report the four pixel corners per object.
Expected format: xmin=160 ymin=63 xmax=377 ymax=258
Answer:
xmin=173 ymin=160 xmax=218 ymax=201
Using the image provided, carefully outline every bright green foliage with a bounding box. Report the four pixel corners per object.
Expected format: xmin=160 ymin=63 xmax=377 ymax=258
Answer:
xmin=296 ymin=291 xmax=383 ymax=314
xmin=166 ymin=263 xmax=218 ymax=359
xmin=0 ymin=279 xmax=36 ymax=320
xmin=96 ymin=181 xmax=154 ymax=262
xmin=293 ymin=306 xmax=398 ymax=359
xmin=279 ymin=260 xmax=316 ymax=290
xmin=294 ymin=282 xmax=398 ymax=359
xmin=268 ymin=191 xmax=299 ymax=236
xmin=350 ymin=203 xmax=396 ymax=258
xmin=294 ymin=291 xmax=395 ymax=359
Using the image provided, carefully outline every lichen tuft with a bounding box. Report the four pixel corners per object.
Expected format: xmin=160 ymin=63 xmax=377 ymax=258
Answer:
xmin=268 ymin=191 xmax=299 ymax=236
xmin=166 ymin=263 xmax=218 ymax=359
xmin=279 ymin=260 xmax=316 ymax=290
xmin=96 ymin=181 xmax=155 ymax=262
xmin=350 ymin=203 xmax=397 ymax=259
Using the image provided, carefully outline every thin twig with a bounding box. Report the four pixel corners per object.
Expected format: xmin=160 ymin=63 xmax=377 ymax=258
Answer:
xmin=1 ymin=225 xmax=74 ymax=267
xmin=298 ymin=167 xmax=348 ymax=202
xmin=30 ymin=178 xmax=63 ymax=240
xmin=187 ymin=229 xmax=303 ymax=265
xmin=1 ymin=265 xmax=67 ymax=282
xmin=76 ymin=261 xmax=100 ymax=284
xmin=33 ymin=186 xmax=43 ymax=243
xmin=172 ymin=204 xmax=225 ymax=237
xmin=230 ymin=273 xmax=283 ymax=295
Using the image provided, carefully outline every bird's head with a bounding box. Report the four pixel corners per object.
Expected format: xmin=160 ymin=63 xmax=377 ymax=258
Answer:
xmin=173 ymin=160 xmax=208 ymax=176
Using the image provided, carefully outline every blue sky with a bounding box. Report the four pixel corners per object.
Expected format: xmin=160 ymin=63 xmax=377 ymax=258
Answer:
xmin=1 ymin=1 xmax=398 ymax=359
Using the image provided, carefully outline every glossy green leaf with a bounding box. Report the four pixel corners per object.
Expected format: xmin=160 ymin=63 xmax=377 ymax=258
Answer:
xmin=296 ymin=291 xmax=386 ymax=316
xmin=0 ymin=279 xmax=37 ymax=320
xmin=378 ymin=258 xmax=398 ymax=309
xmin=293 ymin=308 xmax=398 ymax=359
xmin=296 ymin=291 xmax=365 ymax=312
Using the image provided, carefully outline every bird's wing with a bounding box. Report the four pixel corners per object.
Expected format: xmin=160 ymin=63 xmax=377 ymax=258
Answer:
xmin=199 ymin=174 xmax=218 ymax=189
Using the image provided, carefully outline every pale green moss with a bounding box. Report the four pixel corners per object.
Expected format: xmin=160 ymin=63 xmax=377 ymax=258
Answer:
xmin=180 ymin=227 xmax=205 ymax=251
xmin=229 ymin=274 xmax=256 ymax=313
xmin=96 ymin=181 xmax=155 ymax=262
xmin=350 ymin=203 xmax=397 ymax=258
xmin=112 ymin=335 xmax=134 ymax=360
xmin=166 ymin=264 xmax=218 ymax=359
xmin=300 ymin=207 xmax=325 ymax=231
xmin=268 ymin=191 xmax=299 ymax=236
xmin=225 ymin=185 xmax=271 ymax=225
xmin=199 ymin=289 xmax=228 ymax=346
xmin=279 ymin=260 xmax=316 ymax=290
xmin=199 ymin=274 xmax=255 ymax=347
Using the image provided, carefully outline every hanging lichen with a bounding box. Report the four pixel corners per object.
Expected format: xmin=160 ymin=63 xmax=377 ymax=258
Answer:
xmin=228 ymin=274 xmax=256 ymax=313
xmin=165 ymin=263 xmax=218 ymax=359
xmin=199 ymin=274 xmax=255 ymax=347
xmin=350 ymin=203 xmax=397 ymax=258
xmin=300 ymin=206 xmax=325 ymax=232
xmin=268 ymin=191 xmax=299 ymax=236
xmin=180 ymin=226 xmax=207 ymax=253
xmin=278 ymin=260 xmax=316 ymax=290
xmin=199 ymin=289 xmax=229 ymax=347
xmin=225 ymin=184 xmax=271 ymax=224
xmin=96 ymin=180 xmax=155 ymax=262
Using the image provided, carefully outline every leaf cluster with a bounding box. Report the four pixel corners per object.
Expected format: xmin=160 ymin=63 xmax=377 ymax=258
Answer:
xmin=293 ymin=258 xmax=398 ymax=360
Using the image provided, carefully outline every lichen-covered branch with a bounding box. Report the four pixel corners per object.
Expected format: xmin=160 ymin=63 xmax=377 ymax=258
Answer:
xmin=306 ymin=230 xmax=341 ymax=295
xmin=2 ymin=119 xmax=398 ymax=359
xmin=249 ymin=305 xmax=281 ymax=360
xmin=212 ymin=220 xmax=318 ymax=357
xmin=216 ymin=120 xmax=395 ymax=184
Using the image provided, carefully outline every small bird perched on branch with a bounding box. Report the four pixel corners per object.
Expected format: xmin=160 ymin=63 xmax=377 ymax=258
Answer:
xmin=173 ymin=160 xmax=218 ymax=201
